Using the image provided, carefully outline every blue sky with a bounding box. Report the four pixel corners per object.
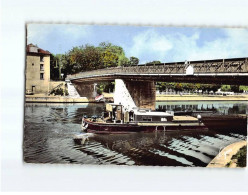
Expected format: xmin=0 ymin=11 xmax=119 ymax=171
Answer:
xmin=27 ymin=24 xmax=248 ymax=63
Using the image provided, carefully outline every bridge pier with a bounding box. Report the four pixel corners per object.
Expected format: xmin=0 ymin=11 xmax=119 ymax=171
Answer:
xmin=124 ymin=80 xmax=156 ymax=110
xmin=73 ymin=82 xmax=96 ymax=101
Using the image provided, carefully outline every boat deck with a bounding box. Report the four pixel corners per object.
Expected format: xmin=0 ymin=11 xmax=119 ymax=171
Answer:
xmin=173 ymin=115 xmax=198 ymax=121
xmin=85 ymin=115 xmax=200 ymax=126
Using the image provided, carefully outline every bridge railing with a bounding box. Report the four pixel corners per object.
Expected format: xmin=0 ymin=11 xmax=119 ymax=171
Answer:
xmin=66 ymin=58 xmax=248 ymax=80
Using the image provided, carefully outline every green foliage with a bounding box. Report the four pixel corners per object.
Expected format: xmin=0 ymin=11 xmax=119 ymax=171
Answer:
xmin=99 ymin=42 xmax=129 ymax=67
xmin=231 ymin=146 xmax=247 ymax=167
xmin=175 ymin=83 xmax=183 ymax=92
xmin=225 ymin=161 xmax=232 ymax=167
xmin=97 ymin=87 xmax=103 ymax=95
xmin=129 ymin=56 xmax=139 ymax=66
xmin=101 ymin=49 xmax=119 ymax=67
xmin=118 ymin=55 xmax=129 ymax=66
xmin=221 ymin=85 xmax=243 ymax=93
xmin=156 ymin=82 xmax=221 ymax=93
xmin=147 ymin=60 xmax=161 ymax=64
xmin=68 ymin=45 xmax=103 ymax=73
xmin=65 ymin=88 xmax=69 ymax=96
xmin=96 ymin=82 xmax=115 ymax=95
xmin=50 ymin=88 xmax=64 ymax=96
xmin=50 ymin=54 xmax=61 ymax=80
xmin=239 ymin=85 xmax=248 ymax=92
xmin=221 ymin=85 xmax=231 ymax=92
xmin=230 ymin=85 xmax=240 ymax=93
xmin=54 ymin=42 xmax=132 ymax=76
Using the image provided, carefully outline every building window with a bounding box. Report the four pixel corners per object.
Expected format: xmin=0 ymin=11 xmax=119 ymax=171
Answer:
xmin=142 ymin=117 xmax=152 ymax=121
xmin=32 ymin=85 xmax=35 ymax=93
xmin=40 ymin=56 xmax=44 ymax=62
xmin=40 ymin=64 xmax=44 ymax=71
xmin=40 ymin=73 xmax=44 ymax=80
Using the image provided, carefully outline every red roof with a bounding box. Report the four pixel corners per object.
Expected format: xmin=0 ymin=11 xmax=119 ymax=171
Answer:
xmin=27 ymin=43 xmax=51 ymax=55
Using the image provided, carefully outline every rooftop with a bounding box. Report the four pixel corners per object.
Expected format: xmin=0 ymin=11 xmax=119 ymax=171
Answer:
xmin=27 ymin=43 xmax=51 ymax=55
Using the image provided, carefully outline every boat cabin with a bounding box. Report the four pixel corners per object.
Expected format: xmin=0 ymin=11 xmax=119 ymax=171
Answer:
xmin=105 ymin=103 xmax=174 ymax=123
xmin=134 ymin=109 xmax=174 ymax=122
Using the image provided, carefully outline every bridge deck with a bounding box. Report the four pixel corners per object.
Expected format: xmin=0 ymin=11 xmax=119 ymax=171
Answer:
xmin=67 ymin=57 xmax=248 ymax=85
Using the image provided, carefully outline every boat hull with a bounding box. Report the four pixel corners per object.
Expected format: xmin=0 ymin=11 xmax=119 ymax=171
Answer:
xmin=83 ymin=119 xmax=208 ymax=134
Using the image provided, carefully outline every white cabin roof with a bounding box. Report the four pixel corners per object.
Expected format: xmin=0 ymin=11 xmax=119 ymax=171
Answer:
xmin=134 ymin=110 xmax=174 ymax=116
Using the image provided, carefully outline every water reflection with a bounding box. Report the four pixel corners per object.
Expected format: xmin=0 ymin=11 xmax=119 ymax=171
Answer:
xmin=24 ymin=101 xmax=247 ymax=166
xmin=156 ymin=101 xmax=248 ymax=115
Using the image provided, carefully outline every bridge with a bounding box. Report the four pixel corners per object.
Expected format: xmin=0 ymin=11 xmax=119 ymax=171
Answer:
xmin=66 ymin=57 xmax=248 ymax=110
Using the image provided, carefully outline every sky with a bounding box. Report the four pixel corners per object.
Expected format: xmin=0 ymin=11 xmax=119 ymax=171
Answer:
xmin=27 ymin=24 xmax=248 ymax=64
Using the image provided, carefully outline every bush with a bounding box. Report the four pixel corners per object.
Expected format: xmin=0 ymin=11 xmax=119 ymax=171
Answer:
xmin=50 ymin=88 xmax=64 ymax=96
xmin=65 ymin=88 xmax=69 ymax=96
xmin=231 ymin=146 xmax=247 ymax=167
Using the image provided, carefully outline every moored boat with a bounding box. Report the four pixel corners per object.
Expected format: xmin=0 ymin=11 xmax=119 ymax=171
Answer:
xmin=82 ymin=103 xmax=208 ymax=134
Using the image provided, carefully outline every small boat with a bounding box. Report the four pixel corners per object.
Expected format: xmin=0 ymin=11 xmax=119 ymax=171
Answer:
xmin=73 ymin=133 xmax=95 ymax=144
xmin=81 ymin=103 xmax=208 ymax=134
xmin=95 ymin=94 xmax=104 ymax=102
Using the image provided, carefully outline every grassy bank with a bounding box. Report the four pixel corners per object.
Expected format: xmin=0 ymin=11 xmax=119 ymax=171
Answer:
xmin=226 ymin=146 xmax=247 ymax=168
xmin=207 ymin=140 xmax=247 ymax=168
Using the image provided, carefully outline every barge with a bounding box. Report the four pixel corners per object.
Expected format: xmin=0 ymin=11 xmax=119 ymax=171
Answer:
xmin=82 ymin=103 xmax=208 ymax=134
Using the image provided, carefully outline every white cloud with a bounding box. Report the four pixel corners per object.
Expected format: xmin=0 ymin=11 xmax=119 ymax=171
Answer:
xmin=128 ymin=30 xmax=173 ymax=63
xmin=27 ymin=24 xmax=92 ymax=52
xmin=127 ymin=28 xmax=248 ymax=63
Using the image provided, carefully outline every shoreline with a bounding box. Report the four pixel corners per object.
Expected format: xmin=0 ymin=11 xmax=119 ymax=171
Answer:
xmin=207 ymin=140 xmax=247 ymax=168
xmin=156 ymin=94 xmax=248 ymax=101
xmin=25 ymin=94 xmax=248 ymax=103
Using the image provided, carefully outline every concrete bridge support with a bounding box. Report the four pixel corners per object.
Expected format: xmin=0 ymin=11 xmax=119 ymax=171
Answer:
xmin=73 ymin=82 xmax=96 ymax=101
xmin=124 ymin=80 xmax=156 ymax=110
xmin=72 ymin=79 xmax=156 ymax=110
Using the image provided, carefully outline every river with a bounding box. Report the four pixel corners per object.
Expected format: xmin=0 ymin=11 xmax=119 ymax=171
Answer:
xmin=23 ymin=101 xmax=247 ymax=166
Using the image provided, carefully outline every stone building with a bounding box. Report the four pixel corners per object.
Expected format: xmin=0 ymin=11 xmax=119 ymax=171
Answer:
xmin=26 ymin=44 xmax=51 ymax=94
xmin=26 ymin=44 xmax=66 ymax=95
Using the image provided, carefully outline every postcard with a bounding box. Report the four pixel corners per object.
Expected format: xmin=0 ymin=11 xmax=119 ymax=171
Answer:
xmin=24 ymin=24 xmax=247 ymax=167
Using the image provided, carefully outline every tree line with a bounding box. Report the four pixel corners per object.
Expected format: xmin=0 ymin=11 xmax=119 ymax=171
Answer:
xmin=50 ymin=42 xmax=139 ymax=79
xmin=157 ymin=82 xmax=248 ymax=93
xmin=50 ymin=42 xmax=248 ymax=94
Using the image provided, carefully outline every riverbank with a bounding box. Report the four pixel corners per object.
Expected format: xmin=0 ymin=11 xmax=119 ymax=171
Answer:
xmin=207 ymin=140 xmax=247 ymax=168
xmin=25 ymin=95 xmax=89 ymax=103
xmin=25 ymin=93 xmax=248 ymax=103
xmin=156 ymin=94 xmax=248 ymax=101
xmin=104 ymin=93 xmax=248 ymax=101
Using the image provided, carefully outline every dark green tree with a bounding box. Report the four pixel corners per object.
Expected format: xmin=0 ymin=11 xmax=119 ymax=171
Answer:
xmin=147 ymin=60 xmax=161 ymax=65
xmin=129 ymin=56 xmax=139 ymax=66
xmin=230 ymin=85 xmax=240 ymax=93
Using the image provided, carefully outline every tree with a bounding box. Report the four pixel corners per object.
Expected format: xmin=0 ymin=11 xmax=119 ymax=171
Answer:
xmin=211 ymin=84 xmax=221 ymax=93
xmin=129 ymin=56 xmax=139 ymax=66
xmin=221 ymin=85 xmax=231 ymax=92
xmin=230 ymin=85 xmax=240 ymax=93
xmin=62 ymin=45 xmax=104 ymax=75
xmin=239 ymin=85 xmax=248 ymax=92
xmin=98 ymin=42 xmax=129 ymax=67
xmin=54 ymin=42 xmax=133 ymax=76
xmin=50 ymin=54 xmax=60 ymax=80
xmin=101 ymin=49 xmax=119 ymax=67
xmin=147 ymin=60 xmax=161 ymax=65
xmin=175 ymin=83 xmax=183 ymax=92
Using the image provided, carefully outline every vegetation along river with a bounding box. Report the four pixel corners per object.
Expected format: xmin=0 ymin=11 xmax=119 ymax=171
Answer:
xmin=23 ymin=101 xmax=247 ymax=166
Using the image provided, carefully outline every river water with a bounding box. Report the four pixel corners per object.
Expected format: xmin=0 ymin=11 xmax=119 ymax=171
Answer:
xmin=23 ymin=101 xmax=247 ymax=166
